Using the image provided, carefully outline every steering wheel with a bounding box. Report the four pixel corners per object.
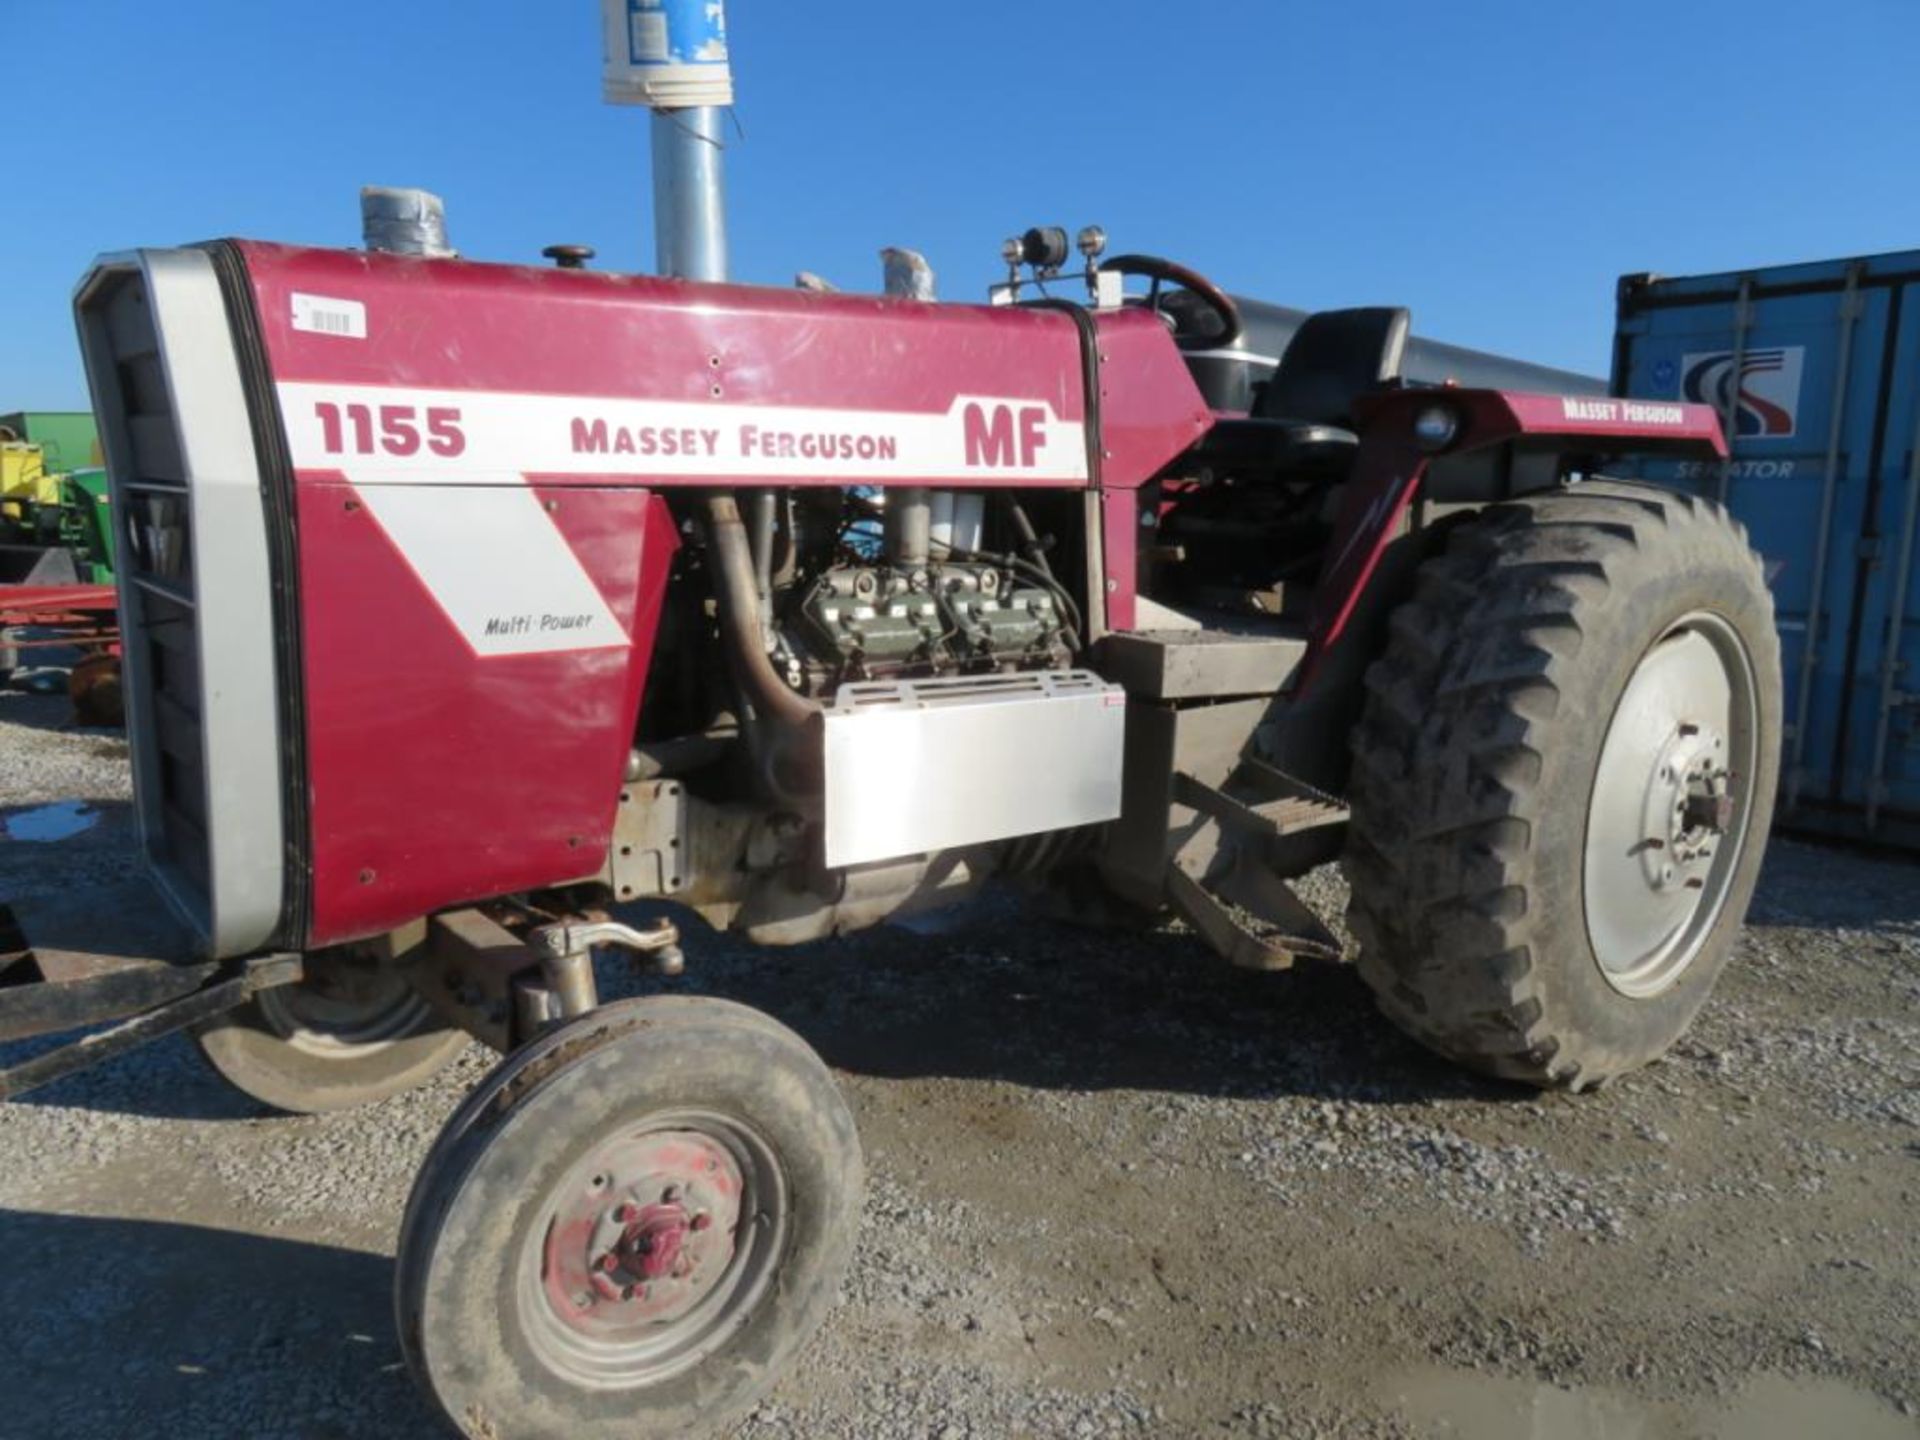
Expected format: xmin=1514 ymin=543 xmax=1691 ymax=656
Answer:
xmin=1098 ymin=253 xmax=1243 ymax=348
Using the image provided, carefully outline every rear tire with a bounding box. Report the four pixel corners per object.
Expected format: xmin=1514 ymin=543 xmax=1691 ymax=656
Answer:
xmin=1344 ymin=481 xmax=1780 ymax=1089
xmin=193 ymin=951 xmax=468 ymax=1113
xmin=395 ymin=996 xmax=863 ymax=1440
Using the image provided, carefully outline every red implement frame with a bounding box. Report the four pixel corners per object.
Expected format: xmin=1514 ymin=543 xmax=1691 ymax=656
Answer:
xmin=0 ymin=584 xmax=120 ymax=655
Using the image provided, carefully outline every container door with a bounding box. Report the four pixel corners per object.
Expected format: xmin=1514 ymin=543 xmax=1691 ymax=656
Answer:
xmin=1615 ymin=269 xmax=1893 ymax=820
xmin=1844 ymin=281 xmax=1920 ymax=842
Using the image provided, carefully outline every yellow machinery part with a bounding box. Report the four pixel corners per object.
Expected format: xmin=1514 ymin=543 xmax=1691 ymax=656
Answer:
xmin=1 ymin=442 xmax=60 ymax=507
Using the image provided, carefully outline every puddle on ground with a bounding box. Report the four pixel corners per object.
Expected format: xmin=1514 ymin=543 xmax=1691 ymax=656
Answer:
xmin=1 ymin=801 xmax=99 ymax=843
xmin=1381 ymin=1364 xmax=1916 ymax=1440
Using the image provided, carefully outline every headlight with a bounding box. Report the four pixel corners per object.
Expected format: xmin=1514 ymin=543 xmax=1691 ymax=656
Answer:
xmin=1412 ymin=404 xmax=1459 ymax=451
xmin=1020 ymin=226 xmax=1071 ymax=271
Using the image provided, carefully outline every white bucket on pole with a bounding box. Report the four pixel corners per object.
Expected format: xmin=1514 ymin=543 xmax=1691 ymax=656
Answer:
xmin=602 ymin=0 xmax=734 ymax=109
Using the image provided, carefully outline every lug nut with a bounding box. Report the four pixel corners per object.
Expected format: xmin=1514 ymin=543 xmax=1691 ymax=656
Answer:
xmin=614 ymin=1204 xmax=639 ymax=1225
xmin=690 ymin=1212 xmax=712 ymax=1232
xmin=662 ymin=1185 xmax=681 ymax=1204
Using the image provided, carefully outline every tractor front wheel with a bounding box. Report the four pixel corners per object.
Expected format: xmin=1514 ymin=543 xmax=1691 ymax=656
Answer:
xmin=1344 ymin=481 xmax=1781 ymax=1089
xmin=192 ymin=949 xmax=468 ymax=1113
xmin=394 ymin=996 xmax=863 ymax=1440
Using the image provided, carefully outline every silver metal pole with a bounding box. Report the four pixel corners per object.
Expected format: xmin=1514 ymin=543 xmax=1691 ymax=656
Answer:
xmin=651 ymin=107 xmax=728 ymax=282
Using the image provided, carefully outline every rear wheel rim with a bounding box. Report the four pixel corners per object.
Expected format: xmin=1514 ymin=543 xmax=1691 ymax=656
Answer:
xmin=1583 ymin=611 xmax=1759 ymax=998
xmin=517 ymin=1110 xmax=788 ymax=1389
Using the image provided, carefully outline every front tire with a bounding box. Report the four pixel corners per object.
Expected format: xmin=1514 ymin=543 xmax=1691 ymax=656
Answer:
xmin=1344 ymin=481 xmax=1781 ymax=1089
xmin=192 ymin=950 xmax=468 ymax=1113
xmin=395 ymin=996 xmax=863 ymax=1440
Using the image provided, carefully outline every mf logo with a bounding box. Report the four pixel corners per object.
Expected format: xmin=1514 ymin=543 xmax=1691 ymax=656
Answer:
xmin=962 ymin=402 xmax=1049 ymax=468
xmin=1680 ymin=346 xmax=1805 ymax=439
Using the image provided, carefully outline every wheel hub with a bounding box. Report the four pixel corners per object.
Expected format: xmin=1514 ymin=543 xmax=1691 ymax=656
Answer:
xmin=542 ymin=1131 xmax=744 ymax=1334
xmin=1633 ymin=724 xmax=1731 ymax=889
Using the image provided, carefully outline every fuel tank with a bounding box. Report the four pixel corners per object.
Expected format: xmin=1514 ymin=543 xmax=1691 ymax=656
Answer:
xmin=1184 ymin=295 xmax=1606 ymax=413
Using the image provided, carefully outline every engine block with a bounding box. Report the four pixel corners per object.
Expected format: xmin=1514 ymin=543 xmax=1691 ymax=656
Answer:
xmin=786 ymin=560 xmax=1068 ymax=684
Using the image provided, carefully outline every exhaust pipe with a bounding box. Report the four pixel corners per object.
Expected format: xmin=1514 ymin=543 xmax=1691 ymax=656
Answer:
xmin=704 ymin=494 xmax=820 ymax=730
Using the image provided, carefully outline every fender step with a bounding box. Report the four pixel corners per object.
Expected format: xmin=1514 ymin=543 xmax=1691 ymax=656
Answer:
xmin=1171 ymin=762 xmax=1350 ymax=840
xmin=1164 ymin=825 xmax=1344 ymax=971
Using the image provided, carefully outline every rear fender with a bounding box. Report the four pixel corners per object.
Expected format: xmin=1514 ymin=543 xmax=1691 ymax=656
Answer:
xmin=1304 ymin=387 xmax=1727 ymax=677
xmin=1264 ymin=389 xmax=1727 ymax=797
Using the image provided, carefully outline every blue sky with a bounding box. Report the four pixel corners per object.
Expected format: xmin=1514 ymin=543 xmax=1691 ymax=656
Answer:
xmin=5 ymin=0 xmax=1918 ymax=410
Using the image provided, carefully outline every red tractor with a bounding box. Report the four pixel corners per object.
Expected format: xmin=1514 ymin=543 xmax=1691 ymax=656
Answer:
xmin=4 ymin=225 xmax=1777 ymax=1437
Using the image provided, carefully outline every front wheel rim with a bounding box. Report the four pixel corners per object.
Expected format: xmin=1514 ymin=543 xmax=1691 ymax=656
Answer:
xmin=517 ymin=1110 xmax=788 ymax=1390
xmin=253 ymin=960 xmax=434 ymax=1055
xmin=1583 ymin=611 xmax=1760 ymax=998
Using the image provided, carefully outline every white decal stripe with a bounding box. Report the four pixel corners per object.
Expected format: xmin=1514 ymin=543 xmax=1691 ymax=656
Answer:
xmin=277 ymin=382 xmax=1089 ymax=484
xmin=351 ymin=479 xmax=628 ymax=657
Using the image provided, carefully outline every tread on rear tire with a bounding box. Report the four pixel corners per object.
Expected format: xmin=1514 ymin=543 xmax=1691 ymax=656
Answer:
xmin=1343 ymin=480 xmax=1781 ymax=1090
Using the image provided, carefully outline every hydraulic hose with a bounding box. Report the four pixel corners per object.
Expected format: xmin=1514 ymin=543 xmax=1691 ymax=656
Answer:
xmin=704 ymin=493 xmax=822 ymax=730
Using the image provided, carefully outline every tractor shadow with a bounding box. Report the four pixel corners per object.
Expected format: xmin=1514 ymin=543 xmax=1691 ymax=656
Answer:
xmin=632 ymin=837 xmax=1920 ymax=1107
xmin=0 ymin=1026 xmax=267 ymax=1121
xmin=621 ymin=887 xmax=1511 ymax=1109
xmin=0 ymin=1208 xmax=431 ymax=1439
xmin=0 ymin=792 xmax=249 ymax=1123
xmin=0 ymin=678 xmax=116 ymax=737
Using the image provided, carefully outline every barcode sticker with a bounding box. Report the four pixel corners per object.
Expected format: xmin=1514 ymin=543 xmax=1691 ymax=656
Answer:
xmin=291 ymin=292 xmax=367 ymax=340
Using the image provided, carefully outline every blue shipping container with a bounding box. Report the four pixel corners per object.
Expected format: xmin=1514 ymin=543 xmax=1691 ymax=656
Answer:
xmin=1612 ymin=249 xmax=1920 ymax=850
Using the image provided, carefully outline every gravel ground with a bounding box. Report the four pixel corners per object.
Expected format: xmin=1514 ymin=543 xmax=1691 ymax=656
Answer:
xmin=2 ymin=681 xmax=1917 ymax=1440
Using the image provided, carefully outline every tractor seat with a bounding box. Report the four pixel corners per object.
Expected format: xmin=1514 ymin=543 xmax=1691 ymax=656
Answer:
xmin=1197 ymin=306 xmax=1411 ymax=473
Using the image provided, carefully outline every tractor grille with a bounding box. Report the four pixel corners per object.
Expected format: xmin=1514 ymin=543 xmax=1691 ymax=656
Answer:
xmin=89 ymin=272 xmax=213 ymax=901
xmin=76 ymin=247 xmax=287 ymax=957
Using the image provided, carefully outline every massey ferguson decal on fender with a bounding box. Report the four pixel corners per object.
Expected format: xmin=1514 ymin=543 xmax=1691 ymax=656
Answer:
xmin=25 ymin=194 xmax=1779 ymax=1440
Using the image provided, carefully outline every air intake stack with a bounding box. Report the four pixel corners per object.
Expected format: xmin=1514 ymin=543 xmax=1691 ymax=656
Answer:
xmin=602 ymin=0 xmax=733 ymax=283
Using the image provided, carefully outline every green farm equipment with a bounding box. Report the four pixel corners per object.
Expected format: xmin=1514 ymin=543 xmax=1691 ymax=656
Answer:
xmin=1 ymin=412 xmax=114 ymax=585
